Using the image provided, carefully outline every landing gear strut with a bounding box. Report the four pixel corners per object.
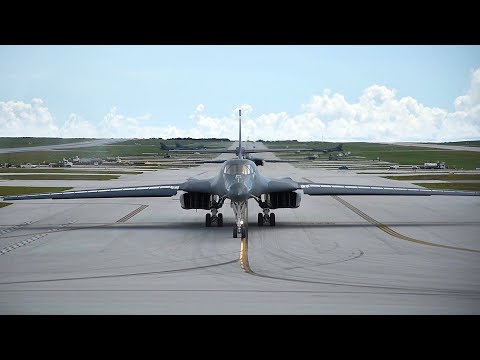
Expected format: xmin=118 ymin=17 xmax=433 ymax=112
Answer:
xmin=231 ymin=200 xmax=248 ymax=238
xmin=257 ymin=208 xmax=275 ymax=226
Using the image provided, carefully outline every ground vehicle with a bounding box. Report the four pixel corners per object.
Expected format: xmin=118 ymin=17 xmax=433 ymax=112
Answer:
xmin=338 ymin=165 xmax=349 ymax=170
xmin=422 ymin=162 xmax=447 ymax=169
xmin=49 ymin=159 xmax=72 ymax=168
xmin=20 ymin=163 xmax=37 ymax=168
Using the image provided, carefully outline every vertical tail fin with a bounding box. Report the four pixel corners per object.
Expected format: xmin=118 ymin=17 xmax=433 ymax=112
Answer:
xmin=238 ymin=109 xmax=242 ymax=159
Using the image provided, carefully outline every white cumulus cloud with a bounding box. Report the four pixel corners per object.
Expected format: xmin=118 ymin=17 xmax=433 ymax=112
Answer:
xmin=61 ymin=114 xmax=98 ymax=138
xmin=0 ymin=98 xmax=59 ymax=137
xmin=454 ymin=68 xmax=480 ymax=119
xmin=1 ymin=68 xmax=479 ymax=142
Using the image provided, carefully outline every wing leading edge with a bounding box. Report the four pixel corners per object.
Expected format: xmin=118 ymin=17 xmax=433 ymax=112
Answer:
xmin=3 ymin=185 xmax=181 ymax=200
xmin=299 ymin=182 xmax=480 ymax=196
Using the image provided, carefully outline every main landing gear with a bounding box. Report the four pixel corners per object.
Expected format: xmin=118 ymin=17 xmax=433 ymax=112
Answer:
xmin=205 ymin=196 xmax=225 ymax=228
xmin=257 ymin=208 xmax=275 ymax=226
xmin=253 ymin=196 xmax=276 ymax=227
xmin=205 ymin=208 xmax=223 ymax=227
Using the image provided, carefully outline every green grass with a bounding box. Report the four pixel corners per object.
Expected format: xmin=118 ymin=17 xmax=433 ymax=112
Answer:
xmin=338 ymin=142 xmax=479 ymax=170
xmin=0 ymin=137 xmax=94 ymax=148
xmin=384 ymin=174 xmax=480 ymax=181
xmin=0 ymin=144 xmax=224 ymax=166
xmin=114 ymin=138 xmax=231 ymax=148
xmin=263 ymin=140 xmax=316 ymax=149
xmin=0 ymin=202 xmax=12 ymax=208
xmin=0 ymin=147 xmax=169 ymax=165
xmin=265 ymin=141 xmax=425 ymax=151
xmin=0 ymin=186 xmax=73 ymax=196
xmin=0 ymin=168 xmax=142 ymax=174
xmin=0 ymin=148 xmax=168 ymax=164
xmin=136 ymin=164 xmax=200 ymax=169
xmin=0 ymin=174 xmax=119 ymax=180
xmin=5 ymin=138 xmax=477 ymax=171
xmin=0 ymin=137 xmax=231 ymax=167
xmin=349 ymin=149 xmax=479 ymax=170
xmin=114 ymin=139 xmax=168 ymax=146
xmin=415 ymin=183 xmax=480 ymax=191
xmin=432 ymin=140 xmax=480 ymax=147
xmin=264 ymin=141 xmax=480 ymax=170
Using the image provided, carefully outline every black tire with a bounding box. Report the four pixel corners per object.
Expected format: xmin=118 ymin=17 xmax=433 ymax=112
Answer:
xmin=270 ymin=213 xmax=276 ymax=226
xmin=233 ymin=226 xmax=238 ymax=238
xmin=205 ymin=213 xmax=211 ymax=227
xmin=241 ymin=226 xmax=247 ymax=238
xmin=217 ymin=213 xmax=223 ymax=227
xmin=258 ymin=213 xmax=263 ymax=226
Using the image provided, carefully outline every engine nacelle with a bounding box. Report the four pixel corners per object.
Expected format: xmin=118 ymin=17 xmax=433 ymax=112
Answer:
xmin=265 ymin=191 xmax=301 ymax=209
xmin=180 ymin=192 xmax=212 ymax=210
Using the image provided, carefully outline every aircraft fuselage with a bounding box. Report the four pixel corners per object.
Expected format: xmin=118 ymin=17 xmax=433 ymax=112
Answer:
xmin=208 ymin=158 xmax=270 ymax=202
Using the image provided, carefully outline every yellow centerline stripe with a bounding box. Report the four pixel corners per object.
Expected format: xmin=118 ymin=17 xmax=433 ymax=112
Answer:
xmin=239 ymin=237 xmax=251 ymax=272
xmin=331 ymin=195 xmax=480 ymax=253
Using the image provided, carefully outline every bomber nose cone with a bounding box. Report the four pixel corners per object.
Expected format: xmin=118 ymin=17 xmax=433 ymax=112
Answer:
xmin=228 ymin=183 xmax=249 ymax=202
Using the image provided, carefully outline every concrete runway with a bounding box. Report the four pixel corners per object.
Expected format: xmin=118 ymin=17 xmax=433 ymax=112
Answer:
xmin=0 ymin=138 xmax=124 ymax=154
xmin=1 ymin=143 xmax=479 ymax=314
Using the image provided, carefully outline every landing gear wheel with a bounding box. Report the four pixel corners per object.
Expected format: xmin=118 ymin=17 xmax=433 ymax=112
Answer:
xmin=270 ymin=213 xmax=276 ymax=226
xmin=205 ymin=213 xmax=211 ymax=227
xmin=241 ymin=226 xmax=247 ymax=238
xmin=258 ymin=213 xmax=263 ymax=226
xmin=217 ymin=213 xmax=223 ymax=227
xmin=233 ymin=226 xmax=238 ymax=238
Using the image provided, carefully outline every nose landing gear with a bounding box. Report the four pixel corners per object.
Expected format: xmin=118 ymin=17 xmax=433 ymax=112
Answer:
xmin=231 ymin=200 xmax=248 ymax=238
xmin=233 ymin=223 xmax=247 ymax=238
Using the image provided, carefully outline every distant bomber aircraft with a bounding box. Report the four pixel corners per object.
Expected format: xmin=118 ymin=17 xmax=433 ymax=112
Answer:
xmin=170 ymin=135 xmax=342 ymax=166
xmin=4 ymin=110 xmax=479 ymax=239
xmin=171 ymin=140 xmax=343 ymax=158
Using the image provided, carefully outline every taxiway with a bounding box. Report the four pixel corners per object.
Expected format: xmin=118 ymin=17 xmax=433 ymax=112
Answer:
xmin=0 ymin=143 xmax=479 ymax=314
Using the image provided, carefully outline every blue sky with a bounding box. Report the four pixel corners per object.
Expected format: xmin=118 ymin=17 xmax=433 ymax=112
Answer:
xmin=1 ymin=45 xmax=479 ymax=141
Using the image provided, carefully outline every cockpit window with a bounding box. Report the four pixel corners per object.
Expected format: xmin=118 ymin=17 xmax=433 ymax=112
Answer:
xmin=224 ymin=164 xmax=253 ymax=175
